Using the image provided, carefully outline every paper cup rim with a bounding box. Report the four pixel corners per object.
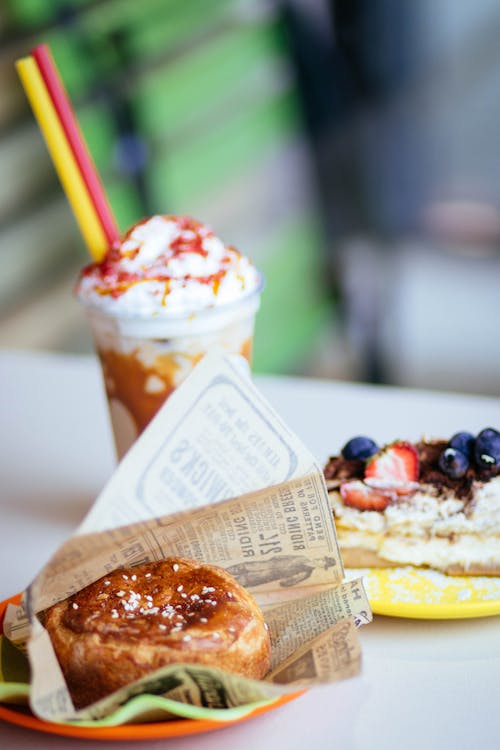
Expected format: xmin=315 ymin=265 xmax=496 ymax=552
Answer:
xmin=76 ymin=273 xmax=264 ymax=324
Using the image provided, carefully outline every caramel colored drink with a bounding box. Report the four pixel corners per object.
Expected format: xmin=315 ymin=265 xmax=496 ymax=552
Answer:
xmin=76 ymin=215 xmax=262 ymax=459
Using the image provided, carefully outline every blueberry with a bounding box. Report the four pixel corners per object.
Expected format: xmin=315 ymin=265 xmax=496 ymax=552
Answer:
xmin=448 ymin=431 xmax=475 ymax=459
xmin=438 ymin=447 xmax=469 ymax=479
xmin=474 ymin=428 xmax=500 ymax=469
xmin=341 ymin=436 xmax=379 ymax=461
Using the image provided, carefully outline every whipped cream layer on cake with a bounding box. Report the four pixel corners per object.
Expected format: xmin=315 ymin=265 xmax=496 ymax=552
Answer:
xmin=324 ymin=430 xmax=500 ymax=575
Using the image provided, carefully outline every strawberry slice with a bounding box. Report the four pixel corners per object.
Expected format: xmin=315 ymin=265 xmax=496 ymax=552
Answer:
xmin=364 ymin=477 xmax=419 ymax=496
xmin=365 ymin=441 xmax=419 ymax=488
xmin=340 ymin=480 xmax=394 ymax=511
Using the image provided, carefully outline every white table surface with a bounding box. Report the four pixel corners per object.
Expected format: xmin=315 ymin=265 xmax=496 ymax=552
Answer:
xmin=1 ymin=349 xmax=499 ymax=749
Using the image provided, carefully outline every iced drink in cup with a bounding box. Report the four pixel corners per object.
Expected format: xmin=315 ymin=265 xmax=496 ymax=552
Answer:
xmin=76 ymin=215 xmax=263 ymax=459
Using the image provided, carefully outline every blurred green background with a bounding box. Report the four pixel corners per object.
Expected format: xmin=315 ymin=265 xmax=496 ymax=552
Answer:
xmin=1 ymin=0 xmax=500 ymax=395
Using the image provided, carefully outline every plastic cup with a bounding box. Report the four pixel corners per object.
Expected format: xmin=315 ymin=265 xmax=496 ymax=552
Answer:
xmin=80 ymin=282 xmax=262 ymax=459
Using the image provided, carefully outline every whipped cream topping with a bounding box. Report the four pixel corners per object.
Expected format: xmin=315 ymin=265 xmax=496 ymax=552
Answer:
xmin=77 ymin=215 xmax=261 ymax=316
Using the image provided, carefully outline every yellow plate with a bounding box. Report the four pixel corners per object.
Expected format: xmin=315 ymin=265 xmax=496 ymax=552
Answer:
xmin=346 ymin=568 xmax=500 ymax=619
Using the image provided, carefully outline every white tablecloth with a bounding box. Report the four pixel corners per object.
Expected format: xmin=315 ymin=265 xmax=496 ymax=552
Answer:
xmin=1 ymin=350 xmax=499 ymax=749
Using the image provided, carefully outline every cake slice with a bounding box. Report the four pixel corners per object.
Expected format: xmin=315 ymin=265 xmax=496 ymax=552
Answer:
xmin=324 ymin=429 xmax=500 ymax=575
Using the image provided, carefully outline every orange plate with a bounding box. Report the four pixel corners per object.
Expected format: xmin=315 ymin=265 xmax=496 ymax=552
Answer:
xmin=0 ymin=594 xmax=302 ymax=741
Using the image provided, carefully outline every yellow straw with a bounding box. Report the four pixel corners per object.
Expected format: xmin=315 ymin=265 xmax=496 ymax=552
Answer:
xmin=16 ymin=56 xmax=108 ymax=261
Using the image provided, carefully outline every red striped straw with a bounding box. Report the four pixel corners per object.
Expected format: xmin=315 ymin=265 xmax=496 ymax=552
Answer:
xmin=31 ymin=44 xmax=120 ymax=249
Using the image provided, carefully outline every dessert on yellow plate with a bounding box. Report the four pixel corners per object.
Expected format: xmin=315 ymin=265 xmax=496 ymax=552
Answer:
xmin=324 ymin=429 xmax=500 ymax=575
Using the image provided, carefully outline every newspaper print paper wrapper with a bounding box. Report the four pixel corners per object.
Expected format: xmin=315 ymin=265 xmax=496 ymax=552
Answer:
xmin=2 ymin=351 xmax=372 ymax=725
